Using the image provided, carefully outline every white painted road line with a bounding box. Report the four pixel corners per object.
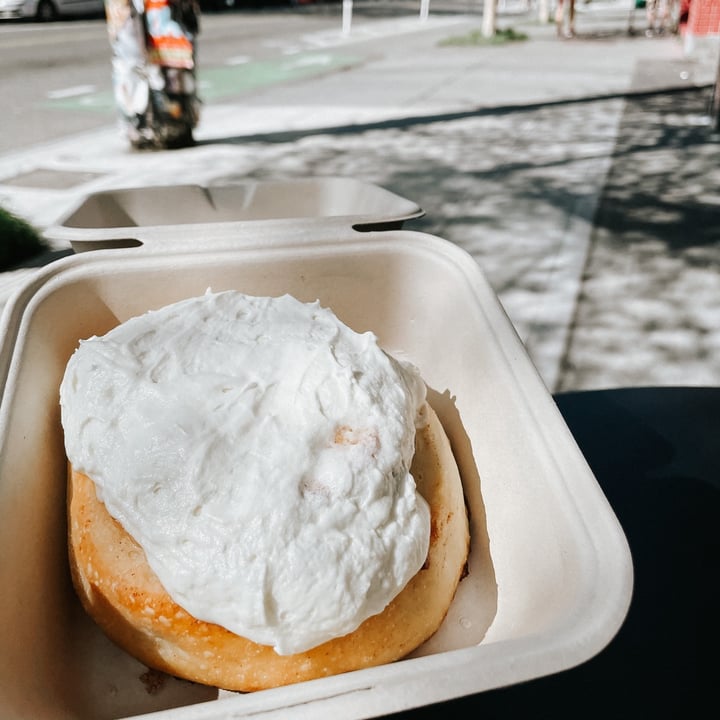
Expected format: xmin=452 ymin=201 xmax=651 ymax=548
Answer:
xmin=265 ymin=14 xmax=471 ymax=56
xmin=46 ymin=85 xmax=96 ymax=100
xmin=225 ymin=55 xmax=251 ymax=66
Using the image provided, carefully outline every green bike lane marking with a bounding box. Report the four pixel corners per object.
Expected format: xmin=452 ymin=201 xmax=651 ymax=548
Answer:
xmin=42 ymin=52 xmax=363 ymax=114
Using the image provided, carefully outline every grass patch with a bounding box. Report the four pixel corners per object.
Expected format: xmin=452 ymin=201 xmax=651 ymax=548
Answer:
xmin=0 ymin=205 xmax=48 ymax=271
xmin=439 ymin=27 xmax=529 ymax=47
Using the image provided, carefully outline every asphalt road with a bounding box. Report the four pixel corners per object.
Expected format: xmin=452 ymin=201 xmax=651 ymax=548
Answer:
xmin=0 ymin=4 xmax=442 ymax=154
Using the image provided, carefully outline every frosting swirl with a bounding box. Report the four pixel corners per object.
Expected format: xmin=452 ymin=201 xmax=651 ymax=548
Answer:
xmin=60 ymin=291 xmax=430 ymax=654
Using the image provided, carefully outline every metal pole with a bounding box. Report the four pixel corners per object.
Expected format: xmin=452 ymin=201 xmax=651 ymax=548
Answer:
xmin=538 ymin=0 xmax=550 ymax=24
xmin=481 ymin=0 xmax=497 ymax=38
xmin=342 ymin=0 xmax=353 ymax=36
xmin=713 ymin=42 xmax=720 ymax=132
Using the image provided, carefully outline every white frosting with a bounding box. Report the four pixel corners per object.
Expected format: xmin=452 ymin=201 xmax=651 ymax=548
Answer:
xmin=60 ymin=291 xmax=430 ymax=655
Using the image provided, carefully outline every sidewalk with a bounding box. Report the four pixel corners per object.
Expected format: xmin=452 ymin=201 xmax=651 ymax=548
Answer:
xmin=1 ymin=2 xmax=718 ymax=392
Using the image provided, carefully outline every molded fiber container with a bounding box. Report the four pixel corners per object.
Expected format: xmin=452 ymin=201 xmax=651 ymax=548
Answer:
xmin=42 ymin=177 xmax=425 ymax=252
xmin=0 ymin=223 xmax=632 ymax=720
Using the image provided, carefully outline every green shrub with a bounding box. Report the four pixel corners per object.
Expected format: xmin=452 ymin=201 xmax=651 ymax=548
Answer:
xmin=0 ymin=206 xmax=48 ymax=270
xmin=439 ymin=27 xmax=529 ymax=47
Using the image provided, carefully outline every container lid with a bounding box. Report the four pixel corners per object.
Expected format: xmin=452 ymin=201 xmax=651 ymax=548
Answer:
xmin=42 ymin=177 xmax=424 ymax=252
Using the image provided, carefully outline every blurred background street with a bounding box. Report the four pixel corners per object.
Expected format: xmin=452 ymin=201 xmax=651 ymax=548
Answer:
xmin=1 ymin=0 xmax=719 ymax=392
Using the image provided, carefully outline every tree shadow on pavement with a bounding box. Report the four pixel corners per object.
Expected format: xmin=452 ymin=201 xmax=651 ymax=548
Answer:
xmin=590 ymin=87 xmax=720 ymax=247
xmin=197 ymin=84 xmax=712 ymax=149
xmin=559 ymin=84 xmax=720 ymax=389
xmin=206 ymin=81 xmax=718 ymax=389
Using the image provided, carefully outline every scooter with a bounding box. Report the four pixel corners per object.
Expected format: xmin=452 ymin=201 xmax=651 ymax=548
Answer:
xmin=104 ymin=0 xmax=201 ymax=149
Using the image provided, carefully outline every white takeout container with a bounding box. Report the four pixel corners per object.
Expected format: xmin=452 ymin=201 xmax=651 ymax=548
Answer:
xmin=0 ymin=223 xmax=633 ymax=720
xmin=42 ymin=177 xmax=425 ymax=253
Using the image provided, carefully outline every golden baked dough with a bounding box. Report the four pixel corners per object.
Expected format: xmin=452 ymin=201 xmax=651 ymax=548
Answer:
xmin=67 ymin=403 xmax=468 ymax=692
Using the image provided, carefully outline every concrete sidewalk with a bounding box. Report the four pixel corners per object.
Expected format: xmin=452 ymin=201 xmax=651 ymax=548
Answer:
xmin=1 ymin=2 xmax=718 ymax=391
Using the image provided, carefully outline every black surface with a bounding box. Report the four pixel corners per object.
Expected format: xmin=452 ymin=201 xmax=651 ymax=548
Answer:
xmin=385 ymin=387 xmax=720 ymax=719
